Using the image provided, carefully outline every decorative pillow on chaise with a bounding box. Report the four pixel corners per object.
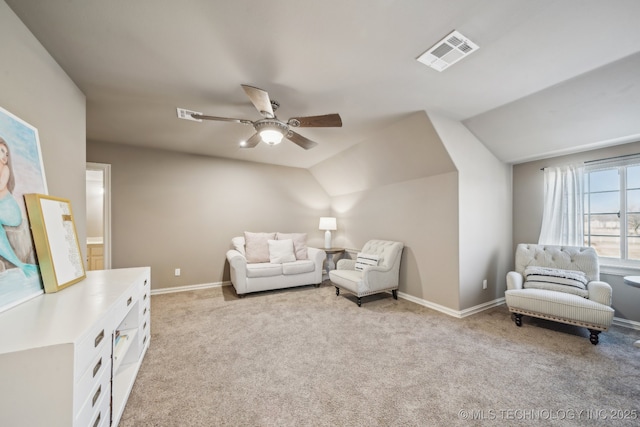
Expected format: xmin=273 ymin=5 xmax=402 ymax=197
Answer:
xmin=244 ymin=232 xmax=276 ymax=263
xmin=523 ymin=266 xmax=589 ymax=297
xmin=268 ymin=239 xmax=297 ymax=264
xmin=276 ymin=232 xmax=308 ymax=260
xmin=354 ymin=253 xmax=379 ymax=271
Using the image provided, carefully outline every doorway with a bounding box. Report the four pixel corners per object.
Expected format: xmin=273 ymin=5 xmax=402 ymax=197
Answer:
xmin=86 ymin=162 xmax=112 ymax=270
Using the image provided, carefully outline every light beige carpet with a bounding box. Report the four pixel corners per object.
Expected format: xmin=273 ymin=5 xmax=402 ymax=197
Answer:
xmin=120 ymin=282 xmax=640 ymax=426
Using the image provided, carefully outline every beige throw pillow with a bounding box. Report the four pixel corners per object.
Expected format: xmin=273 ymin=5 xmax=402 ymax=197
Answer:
xmin=244 ymin=232 xmax=276 ymax=263
xmin=276 ymin=232 xmax=308 ymax=260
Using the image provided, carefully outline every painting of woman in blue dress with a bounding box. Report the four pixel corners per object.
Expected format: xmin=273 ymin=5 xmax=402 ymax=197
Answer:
xmin=0 ymin=106 xmax=47 ymax=313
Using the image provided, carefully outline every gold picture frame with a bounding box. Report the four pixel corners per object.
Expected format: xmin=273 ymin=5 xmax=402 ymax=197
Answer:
xmin=24 ymin=194 xmax=86 ymax=293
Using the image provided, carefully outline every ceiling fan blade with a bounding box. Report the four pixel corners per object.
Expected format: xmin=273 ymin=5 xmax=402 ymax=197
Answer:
xmin=242 ymin=132 xmax=262 ymax=148
xmin=286 ymin=130 xmax=318 ymax=150
xmin=288 ymin=113 xmax=342 ymax=128
xmin=191 ymin=114 xmax=253 ymax=125
xmin=241 ymin=84 xmax=274 ymax=118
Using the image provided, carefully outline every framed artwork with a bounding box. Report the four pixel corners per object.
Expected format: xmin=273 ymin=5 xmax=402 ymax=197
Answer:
xmin=25 ymin=194 xmax=85 ymax=293
xmin=0 ymin=106 xmax=48 ymax=312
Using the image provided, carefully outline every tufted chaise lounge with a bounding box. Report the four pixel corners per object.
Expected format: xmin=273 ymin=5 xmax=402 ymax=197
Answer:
xmin=505 ymin=244 xmax=614 ymax=344
xmin=330 ymin=240 xmax=403 ymax=307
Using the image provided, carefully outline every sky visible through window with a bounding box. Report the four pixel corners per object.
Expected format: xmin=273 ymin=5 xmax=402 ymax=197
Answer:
xmin=586 ymin=166 xmax=640 ymax=212
xmin=585 ymin=164 xmax=640 ymax=260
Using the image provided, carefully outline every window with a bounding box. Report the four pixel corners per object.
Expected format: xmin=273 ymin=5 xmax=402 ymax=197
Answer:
xmin=583 ymin=160 xmax=640 ymax=263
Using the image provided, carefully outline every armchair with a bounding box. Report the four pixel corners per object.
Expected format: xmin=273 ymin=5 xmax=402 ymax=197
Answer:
xmin=505 ymin=244 xmax=614 ymax=345
xmin=329 ymin=240 xmax=403 ymax=307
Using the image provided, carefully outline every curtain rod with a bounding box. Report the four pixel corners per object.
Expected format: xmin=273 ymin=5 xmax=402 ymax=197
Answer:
xmin=540 ymin=152 xmax=640 ymax=171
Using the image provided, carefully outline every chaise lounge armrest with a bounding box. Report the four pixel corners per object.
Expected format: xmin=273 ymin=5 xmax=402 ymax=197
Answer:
xmin=588 ymin=280 xmax=612 ymax=306
xmin=506 ymin=271 xmax=524 ymax=290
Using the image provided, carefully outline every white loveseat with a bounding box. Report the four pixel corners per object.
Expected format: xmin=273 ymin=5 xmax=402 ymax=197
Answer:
xmin=226 ymin=232 xmax=326 ymax=296
xmin=505 ymin=244 xmax=614 ymax=345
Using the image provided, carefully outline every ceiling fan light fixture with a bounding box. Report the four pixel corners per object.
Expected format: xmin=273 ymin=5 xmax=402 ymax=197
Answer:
xmin=260 ymin=129 xmax=284 ymax=145
xmin=255 ymin=120 xmax=288 ymax=145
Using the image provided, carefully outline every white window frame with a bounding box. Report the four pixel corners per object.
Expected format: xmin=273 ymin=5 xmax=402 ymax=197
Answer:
xmin=584 ymin=155 xmax=640 ymax=275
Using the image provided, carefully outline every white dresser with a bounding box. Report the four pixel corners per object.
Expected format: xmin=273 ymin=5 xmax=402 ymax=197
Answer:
xmin=0 ymin=267 xmax=151 ymax=427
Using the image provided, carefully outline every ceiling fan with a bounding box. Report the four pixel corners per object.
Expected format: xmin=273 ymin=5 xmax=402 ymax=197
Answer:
xmin=177 ymin=85 xmax=342 ymax=150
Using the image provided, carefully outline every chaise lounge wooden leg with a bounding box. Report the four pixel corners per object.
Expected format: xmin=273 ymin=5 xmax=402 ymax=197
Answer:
xmin=335 ymin=287 xmax=340 ymax=296
xmin=589 ymin=329 xmax=601 ymax=345
xmin=392 ymin=289 xmax=398 ymax=300
xmin=513 ymin=313 xmax=522 ymax=327
xmin=357 ymin=297 xmax=362 ymax=307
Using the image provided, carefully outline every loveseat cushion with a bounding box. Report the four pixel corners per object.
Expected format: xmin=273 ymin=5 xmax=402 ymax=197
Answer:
xmin=282 ymin=259 xmax=315 ymax=275
xmin=246 ymin=262 xmax=283 ymax=278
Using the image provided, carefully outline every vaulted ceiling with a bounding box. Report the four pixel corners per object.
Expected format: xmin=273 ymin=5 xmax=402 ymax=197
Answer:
xmin=7 ymin=0 xmax=640 ymax=168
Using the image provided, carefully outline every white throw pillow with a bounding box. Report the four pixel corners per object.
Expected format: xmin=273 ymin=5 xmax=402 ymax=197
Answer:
xmin=354 ymin=252 xmax=379 ymax=271
xmin=276 ymin=232 xmax=308 ymax=260
xmin=268 ymin=239 xmax=296 ymax=264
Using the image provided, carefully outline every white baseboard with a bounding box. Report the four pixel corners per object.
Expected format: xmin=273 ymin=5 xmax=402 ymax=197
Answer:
xmin=397 ymin=291 xmax=505 ymax=318
xmin=151 ymin=281 xmax=231 ymax=296
xmin=613 ymin=316 xmax=640 ymax=331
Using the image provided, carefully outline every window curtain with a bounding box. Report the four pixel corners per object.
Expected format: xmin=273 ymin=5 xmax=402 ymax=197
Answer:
xmin=538 ymin=164 xmax=585 ymax=246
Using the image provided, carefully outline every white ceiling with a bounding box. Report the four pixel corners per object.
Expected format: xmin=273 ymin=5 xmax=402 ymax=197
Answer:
xmin=7 ymin=0 xmax=640 ymax=167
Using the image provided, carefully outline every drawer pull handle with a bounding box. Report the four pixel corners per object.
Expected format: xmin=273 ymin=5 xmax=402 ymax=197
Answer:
xmin=93 ymin=358 xmax=102 ymax=378
xmin=92 ymin=413 xmax=101 ymax=427
xmin=144 ymin=279 xmax=148 ymax=286
xmin=143 ymin=321 xmax=147 ymax=330
xmin=94 ymin=330 xmax=104 ymax=347
xmin=127 ymin=297 xmax=133 ymax=306
xmin=143 ymin=335 xmax=147 ymax=345
xmin=92 ymin=385 xmax=101 ymax=407
xmin=143 ymin=293 xmax=148 ymax=301
xmin=143 ymin=307 xmax=147 ymax=315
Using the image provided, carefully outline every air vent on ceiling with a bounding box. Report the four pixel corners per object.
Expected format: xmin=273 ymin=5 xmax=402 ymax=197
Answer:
xmin=417 ymin=30 xmax=479 ymax=72
xmin=176 ymin=107 xmax=202 ymax=122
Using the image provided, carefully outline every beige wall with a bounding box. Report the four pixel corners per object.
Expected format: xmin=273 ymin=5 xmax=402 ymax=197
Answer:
xmin=87 ymin=141 xmax=331 ymax=290
xmin=0 ymin=1 xmax=87 ymax=257
xmin=513 ymin=140 xmax=640 ymax=322
xmin=311 ymin=111 xmax=461 ymax=309
xmin=331 ymin=174 xmax=460 ymax=308
xmin=429 ymin=113 xmax=513 ymax=310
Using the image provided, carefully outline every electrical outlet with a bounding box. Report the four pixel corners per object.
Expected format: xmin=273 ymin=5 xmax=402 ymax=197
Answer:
xmin=175 ymin=268 xmax=181 ymax=277
xmin=482 ymin=279 xmax=487 ymax=290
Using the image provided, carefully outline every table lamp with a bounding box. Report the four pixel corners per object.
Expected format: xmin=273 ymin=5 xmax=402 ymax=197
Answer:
xmin=319 ymin=217 xmax=337 ymax=249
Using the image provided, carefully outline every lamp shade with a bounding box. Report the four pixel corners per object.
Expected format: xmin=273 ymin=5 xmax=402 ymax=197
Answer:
xmin=318 ymin=217 xmax=337 ymax=231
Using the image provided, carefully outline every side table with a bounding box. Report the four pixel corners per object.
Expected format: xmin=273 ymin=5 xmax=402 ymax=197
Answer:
xmin=323 ymin=247 xmax=345 ymax=272
xmin=622 ymin=276 xmax=640 ymax=348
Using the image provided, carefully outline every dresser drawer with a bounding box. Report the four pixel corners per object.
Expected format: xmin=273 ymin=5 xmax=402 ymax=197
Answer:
xmin=74 ymin=340 xmax=112 ymax=414
xmin=86 ymin=380 xmax=111 ymax=427
xmin=114 ymin=286 xmax=140 ymax=329
xmin=75 ymin=320 xmax=109 ymax=382
xmin=75 ymin=363 xmax=111 ymax=427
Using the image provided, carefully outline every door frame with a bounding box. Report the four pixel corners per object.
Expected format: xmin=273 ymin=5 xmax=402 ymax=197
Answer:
xmin=86 ymin=162 xmax=112 ymax=269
